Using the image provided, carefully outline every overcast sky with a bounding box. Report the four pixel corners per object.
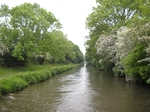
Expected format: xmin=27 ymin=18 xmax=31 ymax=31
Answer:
xmin=0 ymin=0 xmax=96 ymax=55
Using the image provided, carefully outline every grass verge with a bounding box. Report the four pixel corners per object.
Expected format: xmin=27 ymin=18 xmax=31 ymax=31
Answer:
xmin=0 ymin=64 xmax=81 ymax=97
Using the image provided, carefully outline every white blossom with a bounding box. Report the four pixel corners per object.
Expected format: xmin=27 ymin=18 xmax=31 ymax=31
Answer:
xmin=0 ymin=41 xmax=8 ymax=56
xmin=114 ymin=27 xmax=133 ymax=60
xmin=95 ymin=22 xmax=150 ymax=75
xmin=95 ymin=34 xmax=116 ymax=59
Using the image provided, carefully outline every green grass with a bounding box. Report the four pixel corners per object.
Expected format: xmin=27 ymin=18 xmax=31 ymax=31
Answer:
xmin=0 ymin=64 xmax=80 ymax=96
xmin=0 ymin=64 xmax=72 ymax=78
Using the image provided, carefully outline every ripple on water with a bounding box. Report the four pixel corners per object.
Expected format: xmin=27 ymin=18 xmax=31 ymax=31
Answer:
xmin=1 ymin=66 xmax=150 ymax=112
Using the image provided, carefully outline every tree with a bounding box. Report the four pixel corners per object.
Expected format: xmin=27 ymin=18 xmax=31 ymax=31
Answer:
xmin=85 ymin=0 xmax=150 ymax=67
xmin=0 ymin=3 xmax=61 ymax=66
xmin=73 ymin=45 xmax=84 ymax=63
xmin=0 ymin=41 xmax=8 ymax=66
xmin=95 ymin=34 xmax=116 ymax=70
xmin=85 ymin=35 xmax=99 ymax=66
xmin=41 ymin=30 xmax=84 ymax=64
xmin=95 ymin=0 xmax=149 ymax=27
xmin=44 ymin=30 xmax=69 ymax=63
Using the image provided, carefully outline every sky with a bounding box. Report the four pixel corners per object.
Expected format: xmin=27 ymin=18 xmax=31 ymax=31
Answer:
xmin=0 ymin=0 xmax=96 ymax=55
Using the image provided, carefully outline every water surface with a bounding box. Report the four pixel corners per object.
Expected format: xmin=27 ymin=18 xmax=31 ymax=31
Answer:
xmin=0 ymin=65 xmax=150 ymax=112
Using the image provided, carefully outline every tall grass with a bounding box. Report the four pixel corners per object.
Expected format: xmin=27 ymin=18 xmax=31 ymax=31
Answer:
xmin=0 ymin=64 xmax=80 ymax=96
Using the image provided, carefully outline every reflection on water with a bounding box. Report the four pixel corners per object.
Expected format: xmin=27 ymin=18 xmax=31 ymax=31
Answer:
xmin=0 ymin=65 xmax=150 ymax=112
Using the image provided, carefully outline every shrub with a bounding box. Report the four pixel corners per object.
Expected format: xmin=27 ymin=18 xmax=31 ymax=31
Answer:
xmin=0 ymin=77 xmax=28 ymax=94
xmin=122 ymin=44 xmax=148 ymax=82
xmin=18 ymin=72 xmax=37 ymax=84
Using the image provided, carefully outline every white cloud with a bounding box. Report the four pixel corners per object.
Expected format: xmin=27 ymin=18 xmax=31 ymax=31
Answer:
xmin=0 ymin=0 xmax=96 ymax=55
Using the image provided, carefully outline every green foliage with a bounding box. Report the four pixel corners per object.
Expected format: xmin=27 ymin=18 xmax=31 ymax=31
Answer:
xmin=12 ymin=42 xmax=24 ymax=61
xmin=139 ymin=65 xmax=150 ymax=81
xmin=0 ymin=3 xmax=84 ymax=66
xmin=44 ymin=30 xmax=69 ymax=63
xmin=73 ymin=45 xmax=84 ymax=63
xmin=41 ymin=30 xmax=84 ymax=64
xmin=86 ymin=0 xmax=147 ymax=34
xmin=122 ymin=44 xmax=148 ymax=82
xmin=85 ymin=35 xmax=99 ymax=65
xmin=0 ymin=77 xmax=28 ymax=94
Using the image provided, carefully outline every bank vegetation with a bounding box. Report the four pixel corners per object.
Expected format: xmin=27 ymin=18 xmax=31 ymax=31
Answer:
xmin=0 ymin=3 xmax=84 ymax=96
xmin=85 ymin=0 xmax=150 ymax=84
xmin=0 ymin=64 xmax=81 ymax=96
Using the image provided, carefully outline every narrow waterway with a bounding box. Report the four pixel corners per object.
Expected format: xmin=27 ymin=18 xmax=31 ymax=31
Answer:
xmin=0 ymin=65 xmax=150 ymax=112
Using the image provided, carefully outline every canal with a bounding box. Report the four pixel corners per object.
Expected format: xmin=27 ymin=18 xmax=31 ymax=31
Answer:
xmin=0 ymin=65 xmax=150 ymax=112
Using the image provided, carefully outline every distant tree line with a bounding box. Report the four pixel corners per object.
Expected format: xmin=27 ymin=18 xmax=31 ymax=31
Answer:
xmin=0 ymin=3 xmax=84 ymax=67
xmin=85 ymin=0 xmax=150 ymax=84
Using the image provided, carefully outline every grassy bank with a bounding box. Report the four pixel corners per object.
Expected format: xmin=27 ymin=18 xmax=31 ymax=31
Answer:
xmin=0 ymin=64 xmax=81 ymax=96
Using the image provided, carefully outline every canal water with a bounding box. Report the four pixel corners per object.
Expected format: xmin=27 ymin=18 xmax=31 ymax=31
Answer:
xmin=0 ymin=65 xmax=150 ymax=112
